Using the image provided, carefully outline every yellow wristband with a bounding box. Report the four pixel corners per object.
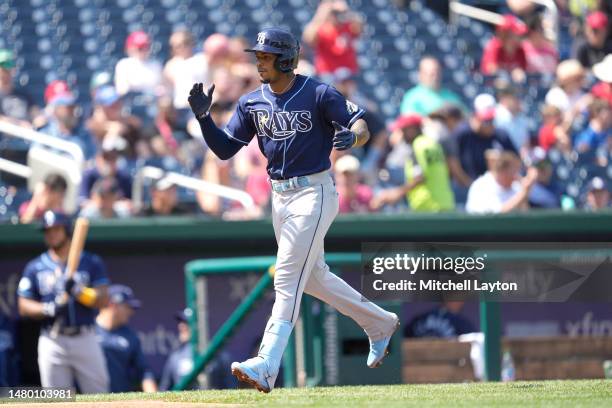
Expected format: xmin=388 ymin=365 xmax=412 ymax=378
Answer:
xmin=76 ymin=287 xmax=98 ymax=307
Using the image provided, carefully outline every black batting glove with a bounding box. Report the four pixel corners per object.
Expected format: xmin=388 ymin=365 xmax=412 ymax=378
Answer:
xmin=332 ymin=121 xmax=357 ymax=151
xmin=64 ymin=277 xmax=76 ymax=294
xmin=64 ymin=277 xmax=83 ymax=297
xmin=188 ymin=83 xmax=215 ymax=119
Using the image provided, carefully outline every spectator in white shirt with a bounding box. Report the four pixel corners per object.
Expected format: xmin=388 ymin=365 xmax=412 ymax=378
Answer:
xmin=466 ymin=150 xmax=538 ymax=214
xmin=114 ymin=31 xmax=163 ymax=96
xmin=163 ymin=30 xmax=207 ymax=111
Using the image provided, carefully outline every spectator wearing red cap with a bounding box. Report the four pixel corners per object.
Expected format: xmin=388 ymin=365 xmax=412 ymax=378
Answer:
xmin=453 ymin=94 xmax=518 ymax=180
xmin=574 ymin=11 xmax=612 ymax=68
xmin=44 ymin=80 xmax=70 ymax=105
xmin=114 ymin=31 xmax=162 ymax=96
xmin=480 ymin=15 xmax=528 ymax=81
xmin=302 ymin=0 xmax=362 ymax=75
xmin=372 ymin=114 xmax=455 ymax=212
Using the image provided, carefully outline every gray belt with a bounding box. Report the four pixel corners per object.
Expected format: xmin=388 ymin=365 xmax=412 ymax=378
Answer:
xmin=270 ymin=171 xmax=330 ymax=193
xmin=43 ymin=325 xmax=94 ymax=337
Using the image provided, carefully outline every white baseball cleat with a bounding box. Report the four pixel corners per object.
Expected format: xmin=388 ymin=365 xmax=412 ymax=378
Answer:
xmin=367 ymin=314 xmax=400 ymax=368
xmin=231 ymin=317 xmax=293 ymax=393
xmin=231 ymin=358 xmax=273 ymax=393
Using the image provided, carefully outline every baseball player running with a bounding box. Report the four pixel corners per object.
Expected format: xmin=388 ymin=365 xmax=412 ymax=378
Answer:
xmin=188 ymin=28 xmax=399 ymax=393
xmin=17 ymin=210 xmax=110 ymax=393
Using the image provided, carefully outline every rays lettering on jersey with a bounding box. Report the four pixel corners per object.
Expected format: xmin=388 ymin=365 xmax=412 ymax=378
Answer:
xmin=251 ymin=109 xmax=313 ymax=141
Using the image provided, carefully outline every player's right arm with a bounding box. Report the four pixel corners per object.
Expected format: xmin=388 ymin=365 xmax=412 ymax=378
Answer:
xmin=188 ymin=83 xmax=248 ymax=160
xmin=17 ymin=268 xmax=64 ymax=319
xmin=18 ymin=297 xmax=48 ymax=319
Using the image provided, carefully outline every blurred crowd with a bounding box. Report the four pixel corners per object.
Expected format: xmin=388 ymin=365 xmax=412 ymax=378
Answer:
xmin=0 ymin=0 xmax=610 ymax=225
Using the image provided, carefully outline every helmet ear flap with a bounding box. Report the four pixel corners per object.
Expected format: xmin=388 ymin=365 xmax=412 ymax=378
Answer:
xmin=274 ymin=56 xmax=292 ymax=73
xmin=273 ymin=46 xmax=299 ymax=73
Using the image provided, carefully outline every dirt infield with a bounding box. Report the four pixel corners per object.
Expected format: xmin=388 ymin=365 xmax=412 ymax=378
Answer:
xmin=2 ymin=401 xmax=243 ymax=408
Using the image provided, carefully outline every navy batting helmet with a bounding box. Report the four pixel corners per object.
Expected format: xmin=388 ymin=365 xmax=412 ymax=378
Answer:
xmin=40 ymin=210 xmax=72 ymax=234
xmin=244 ymin=28 xmax=300 ymax=73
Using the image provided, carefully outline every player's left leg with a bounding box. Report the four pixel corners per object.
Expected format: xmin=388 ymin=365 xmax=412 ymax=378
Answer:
xmin=69 ymin=329 xmax=110 ymax=393
xmin=304 ymin=252 xmax=400 ymax=367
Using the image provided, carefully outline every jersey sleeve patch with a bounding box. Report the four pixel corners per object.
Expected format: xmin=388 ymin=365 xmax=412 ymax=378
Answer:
xmin=17 ymin=276 xmax=33 ymax=296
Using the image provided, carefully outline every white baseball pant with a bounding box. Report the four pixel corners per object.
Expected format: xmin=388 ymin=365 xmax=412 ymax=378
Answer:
xmin=270 ymin=170 xmax=396 ymax=339
xmin=38 ymin=329 xmax=109 ymax=393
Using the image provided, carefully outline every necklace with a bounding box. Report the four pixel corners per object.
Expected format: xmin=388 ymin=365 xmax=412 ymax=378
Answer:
xmin=271 ymin=75 xmax=296 ymax=95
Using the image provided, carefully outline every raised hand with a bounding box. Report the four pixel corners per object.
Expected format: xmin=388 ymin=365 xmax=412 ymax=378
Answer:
xmin=188 ymin=83 xmax=215 ymax=119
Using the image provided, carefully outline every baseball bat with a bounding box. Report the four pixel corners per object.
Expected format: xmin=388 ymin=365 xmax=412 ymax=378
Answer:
xmin=65 ymin=217 xmax=90 ymax=281
xmin=50 ymin=217 xmax=90 ymax=337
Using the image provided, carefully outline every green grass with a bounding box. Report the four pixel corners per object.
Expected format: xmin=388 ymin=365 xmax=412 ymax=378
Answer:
xmin=76 ymin=380 xmax=612 ymax=407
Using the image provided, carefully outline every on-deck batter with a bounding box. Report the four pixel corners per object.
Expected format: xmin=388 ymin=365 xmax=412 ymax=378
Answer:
xmin=17 ymin=210 xmax=110 ymax=393
xmin=188 ymin=28 xmax=399 ymax=393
